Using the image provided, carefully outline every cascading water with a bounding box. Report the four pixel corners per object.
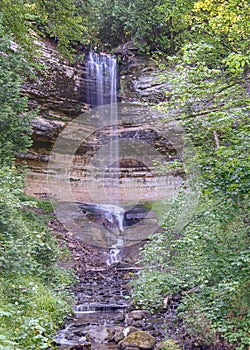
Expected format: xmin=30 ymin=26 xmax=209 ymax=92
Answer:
xmin=86 ymin=52 xmax=124 ymax=260
xmin=106 ymin=248 xmax=122 ymax=266
xmin=86 ymin=52 xmax=117 ymax=107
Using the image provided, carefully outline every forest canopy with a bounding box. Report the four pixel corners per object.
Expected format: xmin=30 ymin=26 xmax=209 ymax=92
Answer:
xmin=1 ymin=0 xmax=249 ymax=57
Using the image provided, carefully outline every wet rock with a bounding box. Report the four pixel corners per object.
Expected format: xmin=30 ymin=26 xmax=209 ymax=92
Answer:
xmin=125 ymin=313 xmax=133 ymax=326
xmin=114 ymin=327 xmax=126 ymax=342
xmin=116 ymin=312 xmax=125 ymax=322
xmin=152 ymin=330 xmax=163 ymax=338
xmin=85 ymin=325 xmax=114 ymax=343
xmin=120 ymin=56 xmax=171 ymax=104
xmin=17 ymin=37 xmax=88 ymax=195
xmin=69 ymin=344 xmax=91 ymax=350
xmin=123 ymin=326 xmax=138 ymax=337
xmin=114 ymin=326 xmax=139 ymax=343
xmin=132 ymin=320 xmax=145 ymax=328
xmin=31 ymin=117 xmax=65 ymax=140
xmin=21 ymin=39 xmax=87 ymax=119
xmin=131 ymin=310 xmax=145 ymax=320
xmin=119 ymin=331 xmax=156 ymax=350
xmin=73 ymin=326 xmax=88 ymax=337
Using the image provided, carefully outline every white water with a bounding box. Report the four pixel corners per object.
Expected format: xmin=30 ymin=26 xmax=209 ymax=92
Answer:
xmin=107 ymin=248 xmax=121 ymax=266
xmin=100 ymin=204 xmax=125 ymax=232
xmin=86 ymin=52 xmax=123 ymax=262
xmin=101 ymin=204 xmax=124 ymax=266
xmin=86 ymin=52 xmax=119 ymax=202
xmin=86 ymin=51 xmax=117 ymax=107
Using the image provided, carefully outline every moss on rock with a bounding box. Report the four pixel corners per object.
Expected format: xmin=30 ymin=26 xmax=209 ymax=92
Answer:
xmin=119 ymin=330 xmax=156 ymax=350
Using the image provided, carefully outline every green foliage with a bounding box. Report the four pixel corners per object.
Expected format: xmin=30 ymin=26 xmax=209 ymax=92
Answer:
xmin=0 ymin=167 xmax=74 ymax=349
xmin=88 ymin=0 xmax=249 ymax=55
xmin=89 ymin=0 xmax=131 ymax=50
xmin=126 ymin=0 xmax=193 ymax=54
xmin=19 ymin=193 xmax=54 ymax=214
xmin=159 ymin=42 xmax=250 ymax=203
xmin=133 ymin=195 xmax=250 ymax=348
xmin=0 ymin=28 xmax=34 ymax=165
xmin=0 ymin=276 xmax=72 ymax=349
xmin=133 ymin=3 xmax=250 ymax=347
xmin=0 ymin=18 xmax=74 ymax=347
xmin=26 ymin=0 xmax=91 ymax=57
xmin=0 ymin=0 xmax=92 ymax=59
xmin=1 ymin=0 xmax=249 ymax=57
xmin=191 ymin=0 xmax=250 ymax=59
xmin=90 ymin=0 xmax=194 ymax=53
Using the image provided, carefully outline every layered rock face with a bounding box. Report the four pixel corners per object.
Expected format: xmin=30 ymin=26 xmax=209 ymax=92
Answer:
xmin=17 ymin=38 xmax=88 ymax=196
xmin=119 ymin=55 xmax=171 ymax=103
xmin=18 ymin=40 xmax=178 ymax=200
xmin=22 ymin=38 xmax=87 ymax=120
xmin=18 ymin=40 xmax=185 ymax=247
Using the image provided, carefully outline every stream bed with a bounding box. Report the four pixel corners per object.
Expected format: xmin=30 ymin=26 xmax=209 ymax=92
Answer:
xmin=54 ymin=265 xmax=171 ymax=350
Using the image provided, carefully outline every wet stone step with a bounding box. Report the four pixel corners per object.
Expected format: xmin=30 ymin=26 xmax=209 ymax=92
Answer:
xmin=73 ymin=311 xmax=125 ymax=325
xmin=74 ymin=303 xmax=128 ymax=314
xmin=76 ymin=299 xmax=127 ymax=306
xmin=58 ymin=344 xmax=119 ymax=350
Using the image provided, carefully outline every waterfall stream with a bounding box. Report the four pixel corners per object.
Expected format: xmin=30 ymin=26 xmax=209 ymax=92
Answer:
xmin=86 ymin=52 xmax=123 ymax=257
xmin=86 ymin=52 xmax=117 ymax=107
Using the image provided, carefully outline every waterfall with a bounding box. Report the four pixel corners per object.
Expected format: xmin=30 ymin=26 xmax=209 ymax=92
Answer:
xmin=86 ymin=52 xmax=124 ymax=259
xmin=86 ymin=52 xmax=119 ymax=205
xmin=86 ymin=52 xmax=117 ymax=107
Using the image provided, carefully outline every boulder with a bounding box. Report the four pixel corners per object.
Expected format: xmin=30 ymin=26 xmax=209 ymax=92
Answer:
xmin=114 ymin=326 xmax=138 ymax=343
xmin=119 ymin=331 xmax=156 ymax=350
xmin=114 ymin=327 xmax=126 ymax=343
xmin=85 ymin=325 xmax=114 ymax=343
xmin=132 ymin=320 xmax=145 ymax=328
xmin=131 ymin=310 xmax=145 ymax=320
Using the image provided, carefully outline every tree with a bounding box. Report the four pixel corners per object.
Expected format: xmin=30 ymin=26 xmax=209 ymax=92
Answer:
xmin=90 ymin=0 xmax=194 ymax=54
xmin=0 ymin=0 xmax=92 ymax=59
xmin=0 ymin=23 xmax=33 ymax=165
xmin=192 ymin=0 xmax=250 ymax=52
xmin=160 ymin=42 xmax=250 ymax=203
xmin=132 ymin=1 xmax=250 ymax=348
xmin=89 ymin=0 xmax=131 ymax=50
xmin=126 ymin=0 xmax=193 ymax=54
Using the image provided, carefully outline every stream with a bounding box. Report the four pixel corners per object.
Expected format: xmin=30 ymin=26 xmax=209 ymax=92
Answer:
xmin=54 ymin=262 xmax=171 ymax=350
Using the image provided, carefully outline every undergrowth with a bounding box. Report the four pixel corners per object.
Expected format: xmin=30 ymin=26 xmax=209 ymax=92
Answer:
xmin=0 ymin=167 xmax=74 ymax=349
xmin=132 ymin=193 xmax=250 ymax=349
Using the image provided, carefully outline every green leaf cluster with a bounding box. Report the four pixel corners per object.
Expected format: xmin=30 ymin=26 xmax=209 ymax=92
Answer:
xmin=88 ymin=0 xmax=194 ymax=54
xmin=159 ymin=42 xmax=250 ymax=203
xmin=0 ymin=167 xmax=74 ymax=349
xmin=133 ymin=195 xmax=250 ymax=348
xmin=132 ymin=1 xmax=250 ymax=348
xmin=0 ymin=15 xmax=74 ymax=350
xmin=0 ymin=26 xmax=34 ymax=165
xmin=0 ymin=0 xmax=92 ymax=59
